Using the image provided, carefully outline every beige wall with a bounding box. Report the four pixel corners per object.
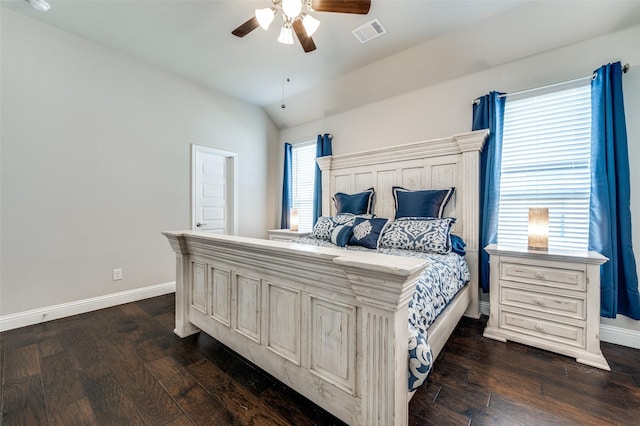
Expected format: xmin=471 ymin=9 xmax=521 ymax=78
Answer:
xmin=0 ymin=9 xmax=279 ymax=316
xmin=279 ymin=26 xmax=640 ymax=337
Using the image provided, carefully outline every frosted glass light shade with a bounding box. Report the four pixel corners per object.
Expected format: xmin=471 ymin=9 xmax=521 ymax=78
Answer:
xmin=27 ymin=0 xmax=50 ymax=11
xmin=278 ymin=26 xmax=294 ymax=44
xmin=302 ymin=14 xmax=320 ymax=36
xmin=255 ymin=8 xmax=276 ymax=30
xmin=282 ymin=0 xmax=302 ymax=18
xmin=528 ymin=207 xmax=549 ymax=251
xmin=290 ymin=208 xmax=299 ymax=231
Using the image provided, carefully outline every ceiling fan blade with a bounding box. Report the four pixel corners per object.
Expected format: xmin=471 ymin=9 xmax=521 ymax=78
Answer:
xmin=310 ymin=0 xmax=371 ymax=14
xmin=292 ymin=20 xmax=317 ymax=53
xmin=231 ymin=16 xmax=259 ymax=37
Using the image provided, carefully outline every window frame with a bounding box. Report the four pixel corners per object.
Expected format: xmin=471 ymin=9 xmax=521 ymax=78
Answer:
xmin=497 ymin=81 xmax=592 ymax=251
xmin=290 ymin=140 xmax=316 ymax=232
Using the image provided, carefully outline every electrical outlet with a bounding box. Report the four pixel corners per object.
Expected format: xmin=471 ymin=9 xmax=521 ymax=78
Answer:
xmin=113 ymin=268 xmax=123 ymax=281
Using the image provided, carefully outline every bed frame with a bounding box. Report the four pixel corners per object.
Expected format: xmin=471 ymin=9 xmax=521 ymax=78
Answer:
xmin=163 ymin=129 xmax=488 ymax=425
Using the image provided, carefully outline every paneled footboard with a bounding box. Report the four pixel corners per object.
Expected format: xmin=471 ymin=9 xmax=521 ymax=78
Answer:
xmin=164 ymin=231 xmax=427 ymax=425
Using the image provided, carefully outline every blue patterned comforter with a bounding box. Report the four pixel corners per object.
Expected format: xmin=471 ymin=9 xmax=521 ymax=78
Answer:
xmin=291 ymin=237 xmax=470 ymax=391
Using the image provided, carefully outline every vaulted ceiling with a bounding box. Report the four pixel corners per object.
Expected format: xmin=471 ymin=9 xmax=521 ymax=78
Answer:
xmin=3 ymin=0 xmax=640 ymax=129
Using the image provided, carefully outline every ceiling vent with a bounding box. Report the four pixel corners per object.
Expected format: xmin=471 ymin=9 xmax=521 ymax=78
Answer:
xmin=351 ymin=18 xmax=387 ymax=44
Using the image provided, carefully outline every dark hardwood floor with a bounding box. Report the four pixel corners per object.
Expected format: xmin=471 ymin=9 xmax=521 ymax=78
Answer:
xmin=2 ymin=294 xmax=639 ymax=425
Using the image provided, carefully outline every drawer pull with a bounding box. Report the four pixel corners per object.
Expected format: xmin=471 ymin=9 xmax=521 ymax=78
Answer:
xmin=535 ymin=324 xmax=544 ymax=332
xmin=535 ymin=272 xmax=545 ymax=280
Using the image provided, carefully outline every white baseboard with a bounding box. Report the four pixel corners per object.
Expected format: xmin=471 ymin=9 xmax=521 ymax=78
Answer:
xmin=0 ymin=281 xmax=176 ymax=332
xmin=5 ymin=285 xmax=639 ymax=350
xmin=480 ymin=300 xmax=490 ymax=316
xmin=600 ymin=323 xmax=640 ymax=350
xmin=480 ymin=300 xmax=640 ymax=350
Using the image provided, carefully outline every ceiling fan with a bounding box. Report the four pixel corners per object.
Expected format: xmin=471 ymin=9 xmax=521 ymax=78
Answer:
xmin=232 ymin=0 xmax=371 ymax=53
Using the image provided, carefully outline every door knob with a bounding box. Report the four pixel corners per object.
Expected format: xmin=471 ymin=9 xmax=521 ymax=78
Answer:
xmin=196 ymin=222 xmax=206 ymax=227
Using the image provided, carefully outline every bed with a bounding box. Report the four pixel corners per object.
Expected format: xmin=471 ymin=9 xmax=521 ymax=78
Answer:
xmin=163 ymin=129 xmax=488 ymax=425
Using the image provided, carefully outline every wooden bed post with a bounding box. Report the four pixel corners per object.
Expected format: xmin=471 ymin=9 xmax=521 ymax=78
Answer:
xmin=359 ymin=304 xmax=409 ymax=425
xmin=333 ymin=256 xmax=425 ymax=425
xmin=164 ymin=233 xmax=200 ymax=337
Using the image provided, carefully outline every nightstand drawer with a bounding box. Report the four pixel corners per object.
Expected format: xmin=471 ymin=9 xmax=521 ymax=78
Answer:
xmin=500 ymin=285 xmax=585 ymax=320
xmin=500 ymin=310 xmax=584 ymax=348
xmin=500 ymin=260 xmax=586 ymax=291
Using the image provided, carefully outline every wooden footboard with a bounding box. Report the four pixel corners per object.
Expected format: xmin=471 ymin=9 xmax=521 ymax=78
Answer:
xmin=164 ymin=231 xmax=427 ymax=425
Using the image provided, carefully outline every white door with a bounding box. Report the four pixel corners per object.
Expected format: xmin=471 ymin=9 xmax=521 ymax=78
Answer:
xmin=192 ymin=145 xmax=238 ymax=234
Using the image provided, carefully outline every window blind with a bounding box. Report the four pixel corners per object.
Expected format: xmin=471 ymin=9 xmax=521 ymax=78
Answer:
xmin=497 ymin=84 xmax=591 ymax=251
xmin=291 ymin=142 xmax=316 ymax=232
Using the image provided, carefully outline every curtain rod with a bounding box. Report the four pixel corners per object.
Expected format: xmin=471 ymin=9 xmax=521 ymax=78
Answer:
xmin=473 ymin=63 xmax=630 ymax=105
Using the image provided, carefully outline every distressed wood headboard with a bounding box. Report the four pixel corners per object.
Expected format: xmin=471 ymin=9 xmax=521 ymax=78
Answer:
xmin=316 ymin=129 xmax=489 ymax=318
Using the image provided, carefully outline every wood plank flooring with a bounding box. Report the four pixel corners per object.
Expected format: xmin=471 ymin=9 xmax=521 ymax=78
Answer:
xmin=2 ymin=293 xmax=639 ymax=425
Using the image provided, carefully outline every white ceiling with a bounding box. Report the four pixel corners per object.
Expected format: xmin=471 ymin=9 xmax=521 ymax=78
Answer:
xmin=3 ymin=0 xmax=640 ymax=129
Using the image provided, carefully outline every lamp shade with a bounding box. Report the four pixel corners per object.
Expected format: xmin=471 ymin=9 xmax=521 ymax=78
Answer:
xmin=290 ymin=208 xmax=299 ymax=231
xmin=528 ymin=207 xmax=549 ymax=251
xmin=282 ymin=0 xmax=302 ymax=18
xmin=255 ymin=8 xmax=275 ymax=30
xmin=302 ymin=14 xmax=320 ymax=36
xmin=27 ymin=0 xmax=50 ymax=11
xmin=278 ymin=26 xmax=294 ymax=44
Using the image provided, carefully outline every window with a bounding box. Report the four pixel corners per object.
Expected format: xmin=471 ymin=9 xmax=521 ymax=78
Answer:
xmin=497 ymin=82 xmax=591 ymax=251
xmin=291 ymin=141 xmax=316 ymax=232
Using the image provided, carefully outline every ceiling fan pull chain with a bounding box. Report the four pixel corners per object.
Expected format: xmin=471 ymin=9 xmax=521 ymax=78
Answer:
xmin=281 ymin=71 xmax=286 ymax=109
xmin=281 ymin=45 xmax=291 ymax=109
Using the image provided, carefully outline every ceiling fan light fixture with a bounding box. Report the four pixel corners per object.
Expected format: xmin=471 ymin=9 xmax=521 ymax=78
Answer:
xmin=278 ymin=25 xmax=295 ymax=45
xmin=25 ymin=0 xmax=50 ymax=12
xmin=255 ymin=7 xmax=276 ymax=30
xmin=281 ymin=0 xmax=302 ymax=19
xmin=232 ymin=0 xmax=371 ymax=53
xmin=301 ymin=14 xmax=320 ymax=36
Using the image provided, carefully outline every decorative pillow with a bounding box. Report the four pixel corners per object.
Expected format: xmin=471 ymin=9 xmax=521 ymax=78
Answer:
xmin=379 ymin=217 xmax=456 ymax=254
xmin=310 ymin=213 xmax=368 ymax=240
xmin=348 ymin=217 xmax=389 ymax=249
xmin=310 ymin=216 xmax=335 ymax=240
xmin=450 ymin=234 xmax=466 ymax=256
xmin=331 ymin=225 xmax=353 ymax=247
xmin=333 ymin=188 xmax=375 ymax=215
xmin=393 ymin=186 xmax=455 ymax=219
xmin=333 ymin=213 xmax=359 ymax=225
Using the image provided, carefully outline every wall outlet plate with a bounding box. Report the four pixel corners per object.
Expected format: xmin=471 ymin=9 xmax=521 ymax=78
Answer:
xmin=113 ymin=268 xmax=123 ymax=280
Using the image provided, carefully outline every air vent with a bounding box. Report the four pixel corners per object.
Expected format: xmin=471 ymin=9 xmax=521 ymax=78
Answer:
xmin=351 ymin=18 xmax=387 ymax=44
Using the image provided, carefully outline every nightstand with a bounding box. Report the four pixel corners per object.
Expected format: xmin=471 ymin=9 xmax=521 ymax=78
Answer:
xmin=483 ymin=244 xmax=610 ymax=370
xmin=267 ymin=229 xmax=310 ymax=241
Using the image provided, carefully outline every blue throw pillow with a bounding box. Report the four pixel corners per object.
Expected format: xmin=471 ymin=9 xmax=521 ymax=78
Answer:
xmin=451 ymin=234 xmax=466 ymax=256
xmin=331 ymin=224 xmax=353 ymax=247
xmin=348 ymin=217 xmax=389 ymax=249
xmin=333 ymin=188 xmax=375 ymax=215
xmin=379 ymin=217 xmax=455 ymax=254
xmin=393 ymin=186 xmax=454 ymax=219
